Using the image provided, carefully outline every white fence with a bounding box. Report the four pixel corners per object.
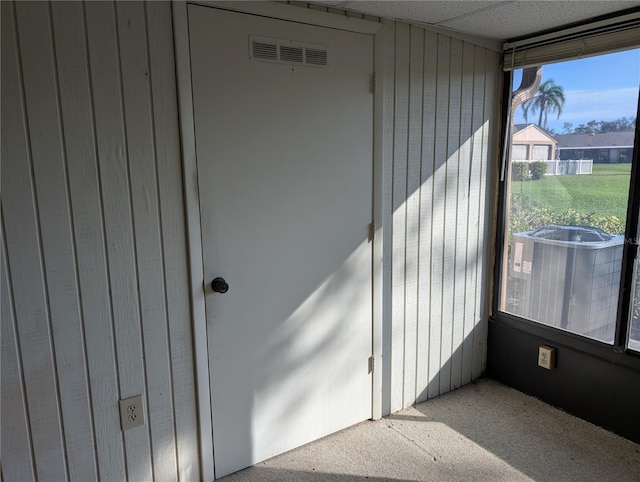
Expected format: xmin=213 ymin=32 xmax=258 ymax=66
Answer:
xmin=513 ymin=159 xmax=593 ymax=175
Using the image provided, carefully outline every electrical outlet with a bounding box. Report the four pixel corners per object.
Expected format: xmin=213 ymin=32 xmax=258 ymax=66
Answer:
xmin=119 ymin=395 xmax=145 ymax=431
xmin=538 ymin=345 xmax=556 ymax=370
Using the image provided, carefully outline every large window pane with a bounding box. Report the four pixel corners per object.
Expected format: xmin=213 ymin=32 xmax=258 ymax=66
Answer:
xmin=499 ymin=49 xmax=639 ymax=344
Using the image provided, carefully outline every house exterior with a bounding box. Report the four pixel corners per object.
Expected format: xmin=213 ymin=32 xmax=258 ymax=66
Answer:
xmin=2 ymin=1 xmax=638 ymax=481
xmin=556 ymin=131 xmax=635 ymax=163
xmin=512 ymin=123 xmax=558 ymax=160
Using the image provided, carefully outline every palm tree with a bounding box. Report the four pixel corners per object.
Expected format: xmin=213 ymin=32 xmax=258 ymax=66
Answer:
xmin=521 ymin=79 xmax=565 ymax=130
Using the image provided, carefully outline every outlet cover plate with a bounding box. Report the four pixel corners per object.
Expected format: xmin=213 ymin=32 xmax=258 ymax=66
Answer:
xmin=538 ymin=345 xmax=556 ymax=370
xmin=119 ymin=394 xmax=145 ymax=431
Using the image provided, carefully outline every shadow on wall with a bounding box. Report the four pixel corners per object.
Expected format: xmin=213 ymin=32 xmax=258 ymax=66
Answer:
xmin=383 ymin=21 xmax=497 ymax=414
xmin=207 ymin=232 xmax=374 ymax=475
xmin=387 ymin=119 xmax=494 ymax=411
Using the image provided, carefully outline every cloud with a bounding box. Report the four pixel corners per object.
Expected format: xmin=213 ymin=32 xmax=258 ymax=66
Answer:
xmin=515 ymin=87 xmax=638 ymax=128
xmin=559 ymin=87 xmax=638 ymax=122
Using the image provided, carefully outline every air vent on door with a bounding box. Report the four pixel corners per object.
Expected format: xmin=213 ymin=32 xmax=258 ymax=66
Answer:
xmin=305 ymin=48 xmax=328 ymax=66
xmin=252 ymin=41 xmax=278 ymax=61
xmin=250 ymin=36 xmax=328 ymax=68
xmin=280 ymin=45 xmax=304 ymax=63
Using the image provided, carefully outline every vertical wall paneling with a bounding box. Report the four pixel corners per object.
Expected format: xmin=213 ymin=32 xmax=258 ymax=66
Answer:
xmin=382 ymin=21 xmax=500 ymax=410
xmin=2 ymin=1 xmax=199 ymax=480
xmin=427 ymin=34 xmax=450 ymax=400
xmin=403 ymin=25 xmax=424 ymax=405
xmin=458 ymin=41 xmax=479 ymax=387
xmin=440 ymin=37 xmax=463 ymax=395
xmin=1 ymin=2 xmax=68 ymax=479
xmin=415 ymin=29 xmax=438 ymax=404
xmin=390 ymin=21 xmax=410 ymax=413
xmin=116 ymin=2 xmax=178 ymax=480
xmin=466 ymin=46 xmax=489 ymax=385
xmin=450 ymin=38 xmax=472 ymax=391
xmin=16 ymin=2 xmax=100 ymax=480
xmin=85 ymin=2 xmax=154 ymax=480
xmin=50 ymin=1 xmax=126 ymax=479
xmin=1 ymin=224 xmax=36 ymax=482
xmin=148 ymin=2 xmax=201 ymax=480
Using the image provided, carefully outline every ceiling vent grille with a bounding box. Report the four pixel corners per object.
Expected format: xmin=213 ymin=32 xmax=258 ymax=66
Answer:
xmin=250 ymin=36 xmax=328 ymax=68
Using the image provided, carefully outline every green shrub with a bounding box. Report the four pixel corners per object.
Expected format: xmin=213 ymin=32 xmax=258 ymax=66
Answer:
xmin=511 ymin=162 xmax=529 ymax=181
xmin=508 ymin=193 xmax=625 ymax=243
xmin=529 ymin=161 xmax=548 ymax=180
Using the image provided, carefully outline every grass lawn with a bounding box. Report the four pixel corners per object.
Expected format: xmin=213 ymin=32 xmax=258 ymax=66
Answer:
xmin=511 ymin=163 xmax=632 ymax=221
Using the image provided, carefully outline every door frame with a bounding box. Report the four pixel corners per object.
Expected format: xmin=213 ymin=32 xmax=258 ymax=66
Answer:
xmin=172 ymin=2 xmax=384 ymax=479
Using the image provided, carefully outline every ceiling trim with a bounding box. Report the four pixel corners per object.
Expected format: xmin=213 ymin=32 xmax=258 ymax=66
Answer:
xmin=188 ymin=0 xmax=383 ymax=34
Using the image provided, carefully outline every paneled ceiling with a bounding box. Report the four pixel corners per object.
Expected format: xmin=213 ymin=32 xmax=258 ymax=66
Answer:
xmin=313 ymin=1 xmax=640 ymax=41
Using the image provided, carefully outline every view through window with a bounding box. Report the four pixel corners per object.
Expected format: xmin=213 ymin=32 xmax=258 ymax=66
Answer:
xmin=499 ymin=48 xmax=639 ymax=347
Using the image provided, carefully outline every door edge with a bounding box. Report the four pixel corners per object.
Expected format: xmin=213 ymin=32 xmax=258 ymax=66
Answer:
xmin=172 ymin=2 xmax=215 ymax=481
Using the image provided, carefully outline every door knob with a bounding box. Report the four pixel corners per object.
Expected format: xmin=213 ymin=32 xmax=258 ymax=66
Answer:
xmin=211 ymin=277 xmax=229 ymax=293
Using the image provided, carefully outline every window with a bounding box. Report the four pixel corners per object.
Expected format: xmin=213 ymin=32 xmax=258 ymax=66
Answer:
xmin=498 ymin=48 xmax=639 ymax=348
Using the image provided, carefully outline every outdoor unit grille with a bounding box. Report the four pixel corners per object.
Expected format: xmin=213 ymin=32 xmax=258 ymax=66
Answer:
xmin=249 ymin=36 xmax=328 ymax=67
xmin=510 ymin=225 xmax=623 ymax=342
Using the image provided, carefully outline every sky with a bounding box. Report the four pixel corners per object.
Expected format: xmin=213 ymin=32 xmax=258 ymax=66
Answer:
xmin=512 ymin=48 xmax=640 ymax=133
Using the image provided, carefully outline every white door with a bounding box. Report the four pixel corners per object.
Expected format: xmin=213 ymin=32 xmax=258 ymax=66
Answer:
xmin=188 ymin=5 xmax=374 ymax=477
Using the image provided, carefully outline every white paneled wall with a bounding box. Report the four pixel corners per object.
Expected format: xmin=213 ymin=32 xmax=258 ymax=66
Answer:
xmin=1 ymin=1 xmax=199 ymax=481
xmin=381 ymin=21 xmax=499 ymax=413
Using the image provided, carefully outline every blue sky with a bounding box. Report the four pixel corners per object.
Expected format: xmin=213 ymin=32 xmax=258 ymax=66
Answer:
xmin=513 ymin=48 xmax=640 ymax=133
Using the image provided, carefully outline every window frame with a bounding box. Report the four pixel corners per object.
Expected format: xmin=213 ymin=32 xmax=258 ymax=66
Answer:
xmin=491 ymin=69 xmax=640 ymax=369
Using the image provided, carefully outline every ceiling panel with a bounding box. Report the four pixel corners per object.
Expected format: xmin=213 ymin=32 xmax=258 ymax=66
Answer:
xmin=438 ymin=1 xmax=640 ymax=40
xmin=311 ymin=1 xmax=640 ymax=41
xmin=337 ymin=1 xmax=504 ymax=24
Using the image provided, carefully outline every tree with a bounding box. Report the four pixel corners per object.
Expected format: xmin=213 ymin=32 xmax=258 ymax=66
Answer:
xmin=570 ymin=117 xmax=636 ymax=134
xmin=574 ymin=120 xmax=600 ymax=135
xmin=598 ymin=116 xmax=636 ymax=133
xmin=562 ymin=122 xmax=573 ymax=134
xmin=521 ymin=79 xmax=566 ymax=130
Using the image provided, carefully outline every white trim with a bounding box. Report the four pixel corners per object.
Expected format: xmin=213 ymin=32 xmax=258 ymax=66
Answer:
xmin=372 ymin=19 xmax=393 ymax=421
xmin=189 ymin=0 xmax=382 ymax=34
xmin=171 ymin=2 xmax=215 ymax=481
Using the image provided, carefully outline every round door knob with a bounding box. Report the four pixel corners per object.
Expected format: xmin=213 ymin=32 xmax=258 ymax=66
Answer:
xmin=211 ymin=277 xmax=229 ymax=293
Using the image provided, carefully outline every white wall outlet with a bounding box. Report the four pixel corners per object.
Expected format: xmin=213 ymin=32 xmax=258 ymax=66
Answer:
xmin=538 ymin=345 xmax=556 ymax=370
xmin=119 ymin=394 xmax=145 ymax=431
